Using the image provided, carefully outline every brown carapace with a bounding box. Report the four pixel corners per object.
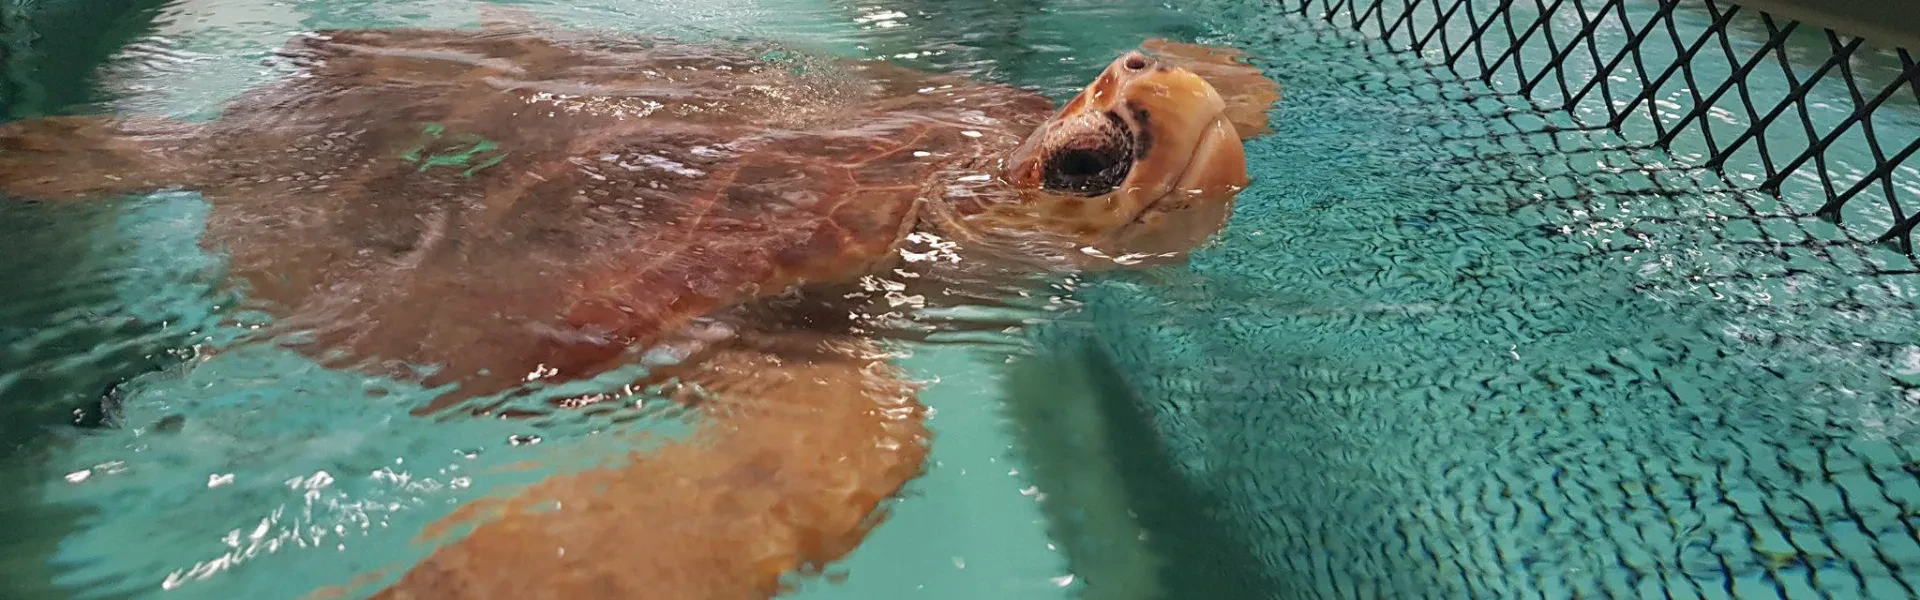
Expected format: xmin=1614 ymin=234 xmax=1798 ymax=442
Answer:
xmin=0 ymin=12 xmax=1281 ymax=600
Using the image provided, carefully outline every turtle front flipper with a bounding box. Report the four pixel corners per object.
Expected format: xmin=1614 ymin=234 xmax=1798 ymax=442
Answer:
xmin=1141 ymin=39 xmax=1283 ymax=141
xmin=365 ymin=336 xmax=930 ymax=600
xmin=0 ymin=115 xmax=209 ymax=201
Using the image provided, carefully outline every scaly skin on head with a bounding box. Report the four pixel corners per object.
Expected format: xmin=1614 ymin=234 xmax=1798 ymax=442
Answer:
xmin=929 ymin=50 xmax=1251 ymax=269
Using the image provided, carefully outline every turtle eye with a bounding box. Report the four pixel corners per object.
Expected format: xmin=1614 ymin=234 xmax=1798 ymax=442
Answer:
xmin=1040 ymin=112 xmax=1134 ymax=196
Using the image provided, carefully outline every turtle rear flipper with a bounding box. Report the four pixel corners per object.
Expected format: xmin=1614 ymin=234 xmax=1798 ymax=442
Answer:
xmin=367 ymin=337 xmax=931 ymax=600
xmin=0 ymin=115 xmax=208 ymax=201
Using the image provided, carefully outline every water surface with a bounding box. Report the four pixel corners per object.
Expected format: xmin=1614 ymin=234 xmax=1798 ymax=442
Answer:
xmin=11 ymin=0 xmax=1920 ymax=599
xmin=1028 ymin=2 xmax=1920 ymax=598
xmin=0 ymin=1 xmax=1204 ymax=598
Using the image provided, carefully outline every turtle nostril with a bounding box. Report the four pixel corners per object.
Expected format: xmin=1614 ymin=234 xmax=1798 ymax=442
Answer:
xmin=1123 ymin=54 xmax=1148 ymax=71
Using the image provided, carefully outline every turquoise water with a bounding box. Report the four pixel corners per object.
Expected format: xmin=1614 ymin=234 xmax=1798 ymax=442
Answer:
xmin=1018 ymin=2 xmax=1920 ymax=599
xmin=8 ymin=0 xmax=1920 ymax=599
xmin=0 ymin=1 xmax=1200 ymax=599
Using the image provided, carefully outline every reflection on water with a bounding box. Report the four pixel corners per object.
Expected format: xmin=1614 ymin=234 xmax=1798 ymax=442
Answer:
xmin=1023 ymin=3 xmax=1920 ymax=599
xmin=0 ymin=0 xmax=1249 ymax=598
xmin=30 ymin=0 xmax=1920 ymax=598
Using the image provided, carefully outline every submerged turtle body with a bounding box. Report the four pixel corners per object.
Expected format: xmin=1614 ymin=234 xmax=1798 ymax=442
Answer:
xmin=9 ymin=26 xmax=1070 ymax=399
xmin=2 ymin=25 xmax=1274 ymax=402
xmin=0 ymin=17 xmax=1281 ymax=600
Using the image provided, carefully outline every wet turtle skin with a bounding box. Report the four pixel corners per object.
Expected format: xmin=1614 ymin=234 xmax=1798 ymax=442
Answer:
xmin=0 ymin=26 xmax=1275 ymax=407
xmin=5 ymin=26 xmax=1066 ymax=400
xmin=0 ymin=19 xmax=1280 ymax=600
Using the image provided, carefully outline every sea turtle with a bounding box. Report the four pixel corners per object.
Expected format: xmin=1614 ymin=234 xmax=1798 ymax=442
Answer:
xmin=0 ymin=12 xmax=1280 ymax=600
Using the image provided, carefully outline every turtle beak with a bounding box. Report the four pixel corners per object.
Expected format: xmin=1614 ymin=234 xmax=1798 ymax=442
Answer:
xmin=983 ymin=48 xmax=1249 ymax=265
xmin=1067 ymin=51 xmax=1249 ymax=254
xmin=1004 ymin=51 xmax=1240 ymax=199
xmin=1105 ymin=113 xmax=1246 ymax=257
xmin=1105 ymin=52 xmax=1234 ymax=197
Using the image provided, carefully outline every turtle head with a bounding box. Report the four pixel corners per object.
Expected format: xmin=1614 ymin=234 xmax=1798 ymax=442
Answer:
xmin=993 ymin=49 xmax=1250 ymax=265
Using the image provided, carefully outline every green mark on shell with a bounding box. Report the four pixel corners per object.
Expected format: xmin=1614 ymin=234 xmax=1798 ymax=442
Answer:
xmin=463 ymin=151 xmax=511 ymax=178
xmin=398 ymin=123 xmax=509 ymax=178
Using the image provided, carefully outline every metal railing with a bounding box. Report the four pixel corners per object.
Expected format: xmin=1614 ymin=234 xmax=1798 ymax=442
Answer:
xmin=1283 ymin=0 xmax=1920 ymax=256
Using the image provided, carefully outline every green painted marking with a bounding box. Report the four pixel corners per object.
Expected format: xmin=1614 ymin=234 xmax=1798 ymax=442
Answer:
xmin=397 ymin=123 xmax=509 ymax=177
xmin=416 ymin=139 xmax=500 ymax=172
xmin=463 ymin=152 xmax=511 ymax=178
xmin=399 ymin=123 xmax=446 ymax=162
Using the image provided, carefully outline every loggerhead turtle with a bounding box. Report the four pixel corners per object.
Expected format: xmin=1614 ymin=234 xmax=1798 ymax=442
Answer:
xmin=0 ymin=13 xmax=1280 ymax=600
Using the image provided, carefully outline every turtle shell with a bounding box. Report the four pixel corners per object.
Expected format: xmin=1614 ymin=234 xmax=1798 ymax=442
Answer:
xmin=128 ymin=27 xmax=1057 ymax=402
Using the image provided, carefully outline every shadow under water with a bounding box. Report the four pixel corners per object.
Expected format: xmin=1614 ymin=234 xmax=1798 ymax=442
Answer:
xmin=0 ymin=0 xmax=1264 ymax=598
xmin=1017 ymin=1 xmax=1920 ymax=598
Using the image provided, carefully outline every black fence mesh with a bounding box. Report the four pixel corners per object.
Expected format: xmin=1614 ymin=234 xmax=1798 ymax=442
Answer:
xmin=1024 ymin=2 xmax=1920 ymax=597
xmin=1281 ymin=0 xmax=1920 ymax=259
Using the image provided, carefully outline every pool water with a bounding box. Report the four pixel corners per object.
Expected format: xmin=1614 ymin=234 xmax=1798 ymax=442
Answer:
xmin=0 ymin=0 xmax=1205 ymax=599
xmin=6 ymin=0 xmax=1920 ymax=599
xmin=1018 ymin=2 xmax=1920 ymax=599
